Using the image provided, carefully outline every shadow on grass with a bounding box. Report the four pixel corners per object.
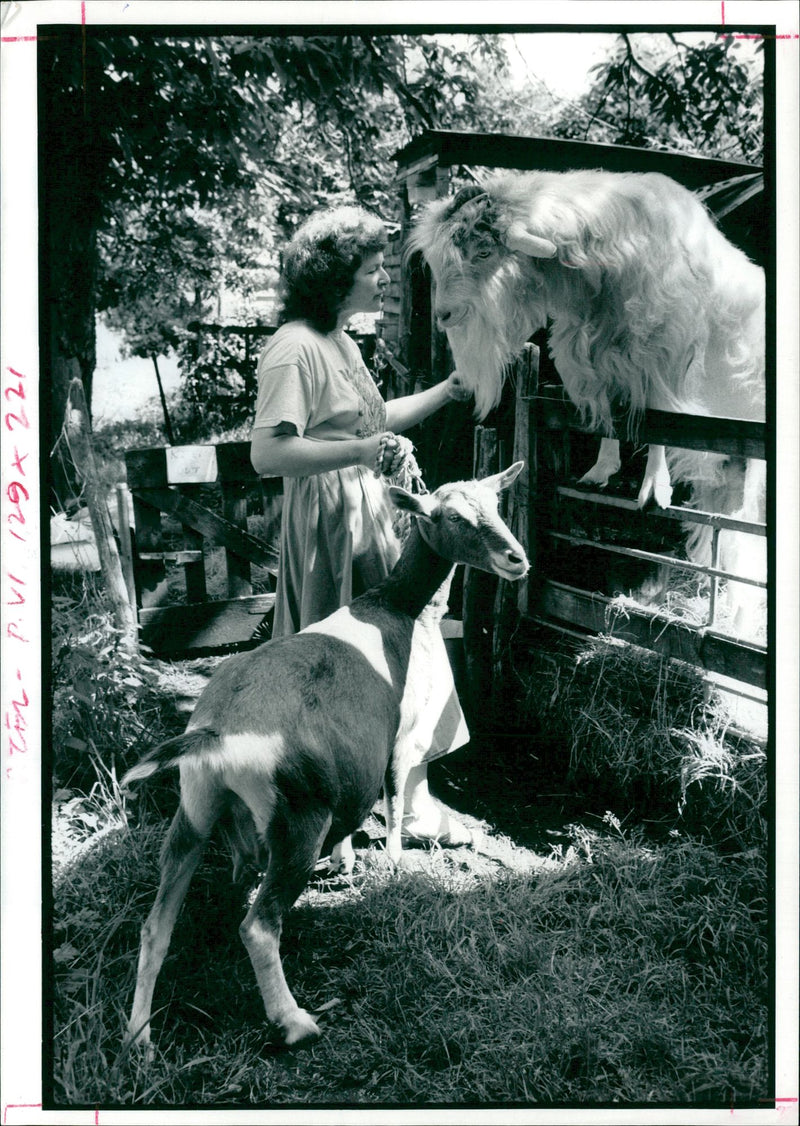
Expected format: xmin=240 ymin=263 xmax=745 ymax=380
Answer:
xmin=51 ymin=811 xmax=768 ymax=1110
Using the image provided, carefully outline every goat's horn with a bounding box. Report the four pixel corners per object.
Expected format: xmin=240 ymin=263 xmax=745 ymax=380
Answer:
xmin=504 ymin=222 xmax=558 ymax=259
xmin=444 ymin=186 xmax=488 ymax=218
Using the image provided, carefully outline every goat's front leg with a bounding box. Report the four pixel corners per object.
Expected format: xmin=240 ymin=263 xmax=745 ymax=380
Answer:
xmin=577 ymin=437 xmax=621 ymax=489
xmin=637 ymin=444 xmax=673 ymax=508
xmin=240 ymin=809 xmax=331 ymax=1048
xmin=383 ymin=766 xmax=406 ymax=866
xmin=328 ymin=835 xmax=355 ymax=875
xmin=125 ymin=806 xmax=209 ymax=1053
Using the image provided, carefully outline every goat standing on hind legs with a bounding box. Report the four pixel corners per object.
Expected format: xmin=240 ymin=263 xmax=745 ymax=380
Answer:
xmin=408 ymin=169 xmax=766 ymax=637
xmin=122 ymin=463 xmax=528 ymax=1052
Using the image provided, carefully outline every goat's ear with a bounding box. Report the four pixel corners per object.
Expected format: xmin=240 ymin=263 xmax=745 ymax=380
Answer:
xmin=388 ymin=486 xmax=436 ymax=521
xmin=482 ymin=460 xmax=525 ymax=493
xmin=504 ymin=222 xmax=557 ymax=259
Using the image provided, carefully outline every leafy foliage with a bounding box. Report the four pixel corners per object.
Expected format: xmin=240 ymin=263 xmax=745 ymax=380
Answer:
xmin=565 ymin=33 xmax=763 ymax=162
xmin=89 ymin=33 xmax=509 ymax=360
xmin=51 ymin=577 xmax=182 ymax=794
xmin=43 ymin=29 xmax=763 ymax=435
xmin=174 ymin=331 xmax=256 ymax=439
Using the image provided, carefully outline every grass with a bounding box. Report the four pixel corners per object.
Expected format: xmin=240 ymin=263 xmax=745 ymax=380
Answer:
xmin=49 ymin=567 xmax=771 ymax=1110
xmin=52 ymin=814 xmax=768 ymax=1107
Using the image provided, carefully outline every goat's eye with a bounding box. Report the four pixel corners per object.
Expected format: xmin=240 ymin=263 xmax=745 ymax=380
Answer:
xmin=447 ymin=512 xmax=460 ymax=523
xmin=473 ymin=249 xmax=493 ymax=261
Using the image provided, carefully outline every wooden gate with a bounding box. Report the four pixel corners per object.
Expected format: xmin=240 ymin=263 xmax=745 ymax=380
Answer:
xmin=123 ymin=442 xmax=282 ymax=657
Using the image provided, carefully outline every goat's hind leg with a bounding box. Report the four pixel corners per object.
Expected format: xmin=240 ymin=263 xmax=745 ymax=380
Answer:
xmin=240 ymin=807 xmax=332 ymax=1048
xmin=125 ymin=804 xmax=210 ymax=1053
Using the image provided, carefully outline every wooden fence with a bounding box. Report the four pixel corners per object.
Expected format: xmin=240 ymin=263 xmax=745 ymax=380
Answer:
xmin=123 ymin=442 xmax=282 ymax=657
xmin=122 ymin=357 xmax=767 ymax=696
xmin=475 ymin=345 xmax=768 ymax=695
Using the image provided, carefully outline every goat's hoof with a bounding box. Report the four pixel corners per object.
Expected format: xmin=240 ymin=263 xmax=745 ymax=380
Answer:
xmin=123 ymin=1032 xmax=155 ymax=1064
xmin=327 ymin=854 xmax=354 ymax=877
xmin=577 ymin=469 xmax=611 ymax=490
xmin=388 ymin=848 xmax=412 ymax=870
xmin=281 ymin=1009 xmax=321 ymax=1049
xmin=328 ymin=838 xmax=356 ymax=876
xmin=402 ymin=812 xmax=475 ymax=849
xmin=637 ymin=477 xmax=673 ymax=509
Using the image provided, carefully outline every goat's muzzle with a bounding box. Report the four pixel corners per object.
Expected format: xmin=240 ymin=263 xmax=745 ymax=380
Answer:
xmin=492 ymin=548 xmax=529 ymax=581
xmin=435 ymin=302 xmax=469 ymax=330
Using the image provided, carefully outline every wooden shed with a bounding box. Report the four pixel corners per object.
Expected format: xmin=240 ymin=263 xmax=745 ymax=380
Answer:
xmin=382 ymin=130 xmax=767 ymax=705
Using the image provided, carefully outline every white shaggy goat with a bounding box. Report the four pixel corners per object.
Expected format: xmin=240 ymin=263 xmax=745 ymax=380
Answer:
xmin=408 ymin=170 xmax=766 ymax=635
xmin=122 ymin=464 xmax=527 ymax=1051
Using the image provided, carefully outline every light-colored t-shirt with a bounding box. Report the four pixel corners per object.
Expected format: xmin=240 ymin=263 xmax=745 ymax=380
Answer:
xmin=253 ymin=321 xmax=385 ymax=446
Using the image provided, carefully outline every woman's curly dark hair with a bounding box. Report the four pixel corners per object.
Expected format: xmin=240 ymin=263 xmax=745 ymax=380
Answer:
xmin=279 ymin=205 xmax=388 ymax=333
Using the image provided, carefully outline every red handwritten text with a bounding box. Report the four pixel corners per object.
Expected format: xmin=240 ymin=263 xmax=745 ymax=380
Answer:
xmin=4 ymin=674 xmax=29 ymax=756
xmin=3 ymin=370 xmax=29 ymax=545
xmin=3 ymin=367 xmax=33 ymax=777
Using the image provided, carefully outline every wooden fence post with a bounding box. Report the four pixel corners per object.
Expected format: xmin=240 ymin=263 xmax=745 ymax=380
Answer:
xmin=492 ymin=345 xmax=540 ymax=695
xmin=65 ymin=379 xmax=138 ymax=650
xmin=462 ymin=426 xmax=501 ymax=726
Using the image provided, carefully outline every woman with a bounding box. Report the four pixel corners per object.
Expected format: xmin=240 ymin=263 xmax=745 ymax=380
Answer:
xmin=251 ymin=204 xmax=473 ymax=850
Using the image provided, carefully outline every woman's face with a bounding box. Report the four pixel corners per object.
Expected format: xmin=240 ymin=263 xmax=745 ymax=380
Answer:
xmin=339 ymin=252 xmax=389 ymax=321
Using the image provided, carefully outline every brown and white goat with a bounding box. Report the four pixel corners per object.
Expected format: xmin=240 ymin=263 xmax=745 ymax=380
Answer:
xmin=408 ymin=171 xmax=766 ymax=636
xmin=122 ymin=464 xmax=528 ymax=1051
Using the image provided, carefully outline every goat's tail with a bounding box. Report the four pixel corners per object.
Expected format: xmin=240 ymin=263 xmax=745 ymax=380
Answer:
xmin=121 ymin=726 xmax=219 ymax=787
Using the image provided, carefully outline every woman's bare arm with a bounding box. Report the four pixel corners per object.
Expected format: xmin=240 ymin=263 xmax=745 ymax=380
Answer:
xmin=384 ymin=372 xmax=471 ymax=432
xmin=251 ymin=424 xmax=384 ymax=478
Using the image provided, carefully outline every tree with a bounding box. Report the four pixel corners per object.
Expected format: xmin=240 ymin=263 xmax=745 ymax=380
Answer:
xmin=41 ymin=31 xmax=277 ymax=496
xmin=558 ymin=33 xmax=763 ymax=162
xmin=40 ymin=29 xmax=508 ymax=496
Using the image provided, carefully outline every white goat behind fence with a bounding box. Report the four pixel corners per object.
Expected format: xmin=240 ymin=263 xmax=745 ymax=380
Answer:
xmin=408 ymin=170 xmax=766 ymax=637
xmin=121 ymin=463 xmax=528 ymax=1051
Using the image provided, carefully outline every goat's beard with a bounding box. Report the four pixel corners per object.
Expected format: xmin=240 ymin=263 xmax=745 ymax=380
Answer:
xmin=443 ymin=270 xmax=544 ymax=420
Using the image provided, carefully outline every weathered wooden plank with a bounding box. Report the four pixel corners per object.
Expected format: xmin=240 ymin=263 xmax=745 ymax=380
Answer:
xmin=138 ymin=594 xmax=276 ymax=655
xmin=128 ymin=441 xmax=265 ymax=487
xmin=115 ymin=483 xmax=137 ymax=617
xmin=535 ymin=580 xmax=766 ymax=689
xmin=126 ymin=447 xmax=168 ymax=489
xmin=130 ymin=485 xmax=279 ymax=569
xmin=130 ymin=493 xmax=169 ymax=609
xmin=220 ymin=476 xmax=253 ymax=598
xmin=215 ymin=441 xmax=261 ymax=483
xmin=462 ymin=427 xmax=501 ymax=720
xmin=509 ymin=344 xmax=540 ymax=617
xmin=536 ymin=393 xmax=766 ymax=459
xmin=548 ymin=530 xmax=767 ymax=588
xmin=138 ymin=550 xmax=203 ymax=564
xmin=393 ymin=129 xmax=759 ymax=191
xmin=180 ymin=484 xmax=208 ymax=603
xmin=556 ymin=485 xmax=767 ymax=536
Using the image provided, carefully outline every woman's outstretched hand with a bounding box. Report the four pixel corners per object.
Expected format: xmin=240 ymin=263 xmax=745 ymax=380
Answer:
xmin=445 ymin=371 xmax=472 ymax=402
